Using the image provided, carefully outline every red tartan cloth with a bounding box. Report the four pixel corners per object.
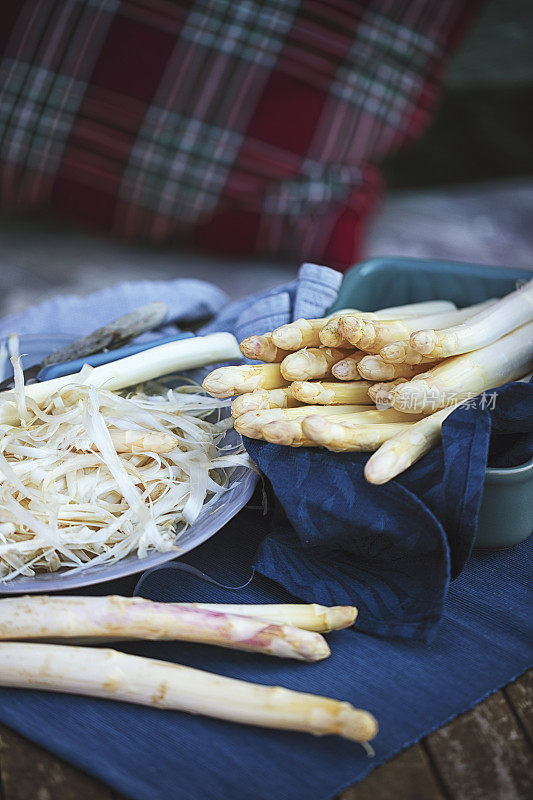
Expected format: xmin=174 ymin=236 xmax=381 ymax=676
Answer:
xmin=0 ymin=0 xmax=479 ymax=270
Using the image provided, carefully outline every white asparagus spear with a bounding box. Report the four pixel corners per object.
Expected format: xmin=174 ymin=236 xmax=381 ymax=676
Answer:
xmin=357 ymin=356 xmax=431 ymax=381
xmin=303 ymin=417 xmax=414 ymax=452
xmin=391 ymin=320 xmax=533 ymax=414
xmin=234 ymin=404 xmax=370 ymax=438
xmin=339 ymin=300 xmax=494 ymax=349
xmin=239 ymin=334 xmax=291 ymax=363
xmin=364 ymin=405 xmax=459 ymax=484
xmin=319 ymin=300 xmax=457 ymax=347
xmin=281 ymin=348 xmax=349 ymax=381
xmin=271 ymin=310 xmax=356 ymax=351
xmin=0 ymin=596 xmax=329 ymax=661
xmin=185 ymin=603 xmax=358 ymax=631
xmin=0 ymin=643 xmax=378 ymax=742
xmin=262 ymin=419 xmax=318 ymax=447
xmin=238 ymin=405 xmax=421 ymax=440
xmin=355 ymin=300 xmax=495 ymax=352
xmin=331 ymin=352 xmax=366 ymax=380
xmin=290 ymin=380 xmax=373 ymax=405
xmin=203 ymin=364 xmax=289 ymax=397
xmin=231 ymin=387 xmax=300 ymax=417
xmin=0 ymin=334 xmax=241 ymax=427
xmin=410 ymin=279 xmax=533 ymax=358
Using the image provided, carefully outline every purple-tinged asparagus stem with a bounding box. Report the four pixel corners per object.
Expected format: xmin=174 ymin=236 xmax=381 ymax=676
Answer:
xmin=185 ymin=603 xmax=357 ymax=631
xmin=0 ymin=596 xmax=330 ymax=662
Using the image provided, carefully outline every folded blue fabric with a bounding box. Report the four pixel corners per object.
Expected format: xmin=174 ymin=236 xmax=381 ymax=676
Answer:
xmin=0 ymin=511 xmax=530 ymax=800
xmin=0 ymin=277 xmax=228 ymax=340
xmin=246 ymin=376 xmax=533 ymax=642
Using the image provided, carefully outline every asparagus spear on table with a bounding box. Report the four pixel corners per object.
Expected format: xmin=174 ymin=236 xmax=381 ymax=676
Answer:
xmin=0 ymin=642 xmax=377 ymax=743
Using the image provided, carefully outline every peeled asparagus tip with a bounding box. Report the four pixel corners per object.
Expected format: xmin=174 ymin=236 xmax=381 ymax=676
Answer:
xmin=391 ymin=381 xmax=432 ymax=413
xmin=202 ymin=367 xmax=237 ymax=397
xmin=357 ymin=356 xmax=395 ymax=381
xmin=339 ymin=316 xmax=363 ymax=345
xmin=380 ymin=341 xmax=407 ymax=363
xmin=331 ymin=357 xmax=362 ymax=381
xmin=358 ymin=322 xmax=377 ymax=349
xmin=289 ymin=629 xmax=331 ymax=661
xmin=291 ymin=381 xmax=320 ymax=403
xmin=336 ymin=705 xmax=379 ymax=743
xmin=301 ymin=415 xmax=336 ymax=446
xmin=410 ymin=329 xmax=437 ymax=355
xmin=271 ymin=322 xmax=303 ymax=350
xmin=262 ymin=420 xmax=311 ymax=447
xmin=262 ymin=420 xmax=294 ymax=445
xmin=326 ymin=606 xmax=358 ymax=629
xmin=231 ymin=395 xmax=259 ymax=417
xmin=332 ymin=361 xmax=350 ymax=379
xmin=233 ymin=411 xmax=264 ymax=438
xmin=364 ymin=445 xmax=411 ymax=484
xmin=319 ymin=320 xmax=343 ymax=347
xmin=240 ymin=335 xmax=261 ymax=359
xmin=239 ymin=335 xmax=270 ymax=360
xmin=281 ymin=349 xmax=334 ymax=381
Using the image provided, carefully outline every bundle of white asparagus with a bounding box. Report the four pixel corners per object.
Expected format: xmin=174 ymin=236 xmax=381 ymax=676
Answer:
xmin=0 ymin=595 xmax=377 ymax=744
xmin=203 ymin=278 xmax=533 ymax=483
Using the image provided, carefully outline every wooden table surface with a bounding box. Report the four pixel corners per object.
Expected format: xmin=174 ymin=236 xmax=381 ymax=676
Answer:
xmin=0 ymin=671 xmax=530 ymax=800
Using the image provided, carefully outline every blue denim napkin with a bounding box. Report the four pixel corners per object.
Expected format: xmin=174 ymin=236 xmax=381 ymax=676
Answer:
xmin=245 ymin=375 xmax=532 ymax=642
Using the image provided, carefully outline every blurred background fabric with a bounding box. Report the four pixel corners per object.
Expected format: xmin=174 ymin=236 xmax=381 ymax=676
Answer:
xmin=0 ymin=0 xmax=479 ymax=270
xmin=0 ymin=0 xmax=532 ymax=318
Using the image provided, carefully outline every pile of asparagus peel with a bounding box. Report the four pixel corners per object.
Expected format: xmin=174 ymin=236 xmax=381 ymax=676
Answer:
xmin=203 ymin=278 xmax=533 ymax=483
xmin=0 ymin=595 xmax=378 ymax=744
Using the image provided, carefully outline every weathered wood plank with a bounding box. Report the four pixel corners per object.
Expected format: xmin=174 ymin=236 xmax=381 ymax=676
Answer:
xmin=0 ymin=722 xmax=114 ymax=800
xmin=425 ymin=689 xmax=533 ymax=800
xmin=505 ymin=672 xmax=533 ymax=745
xmin=339 ymin=743 xmax=446 ymax=800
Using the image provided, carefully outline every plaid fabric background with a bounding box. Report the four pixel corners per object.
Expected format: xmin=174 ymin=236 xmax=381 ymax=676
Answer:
xmin=0 ymin=0 xmax=479 ymax=269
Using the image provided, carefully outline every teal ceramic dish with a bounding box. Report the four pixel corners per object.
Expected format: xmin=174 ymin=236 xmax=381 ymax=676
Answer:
xmin=330 ymin=257 xmax=533 ymax=550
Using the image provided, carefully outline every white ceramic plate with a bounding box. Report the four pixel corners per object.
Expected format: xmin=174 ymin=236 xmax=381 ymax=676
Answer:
xmin=0 ymin=335 xmax=257 ymax=593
